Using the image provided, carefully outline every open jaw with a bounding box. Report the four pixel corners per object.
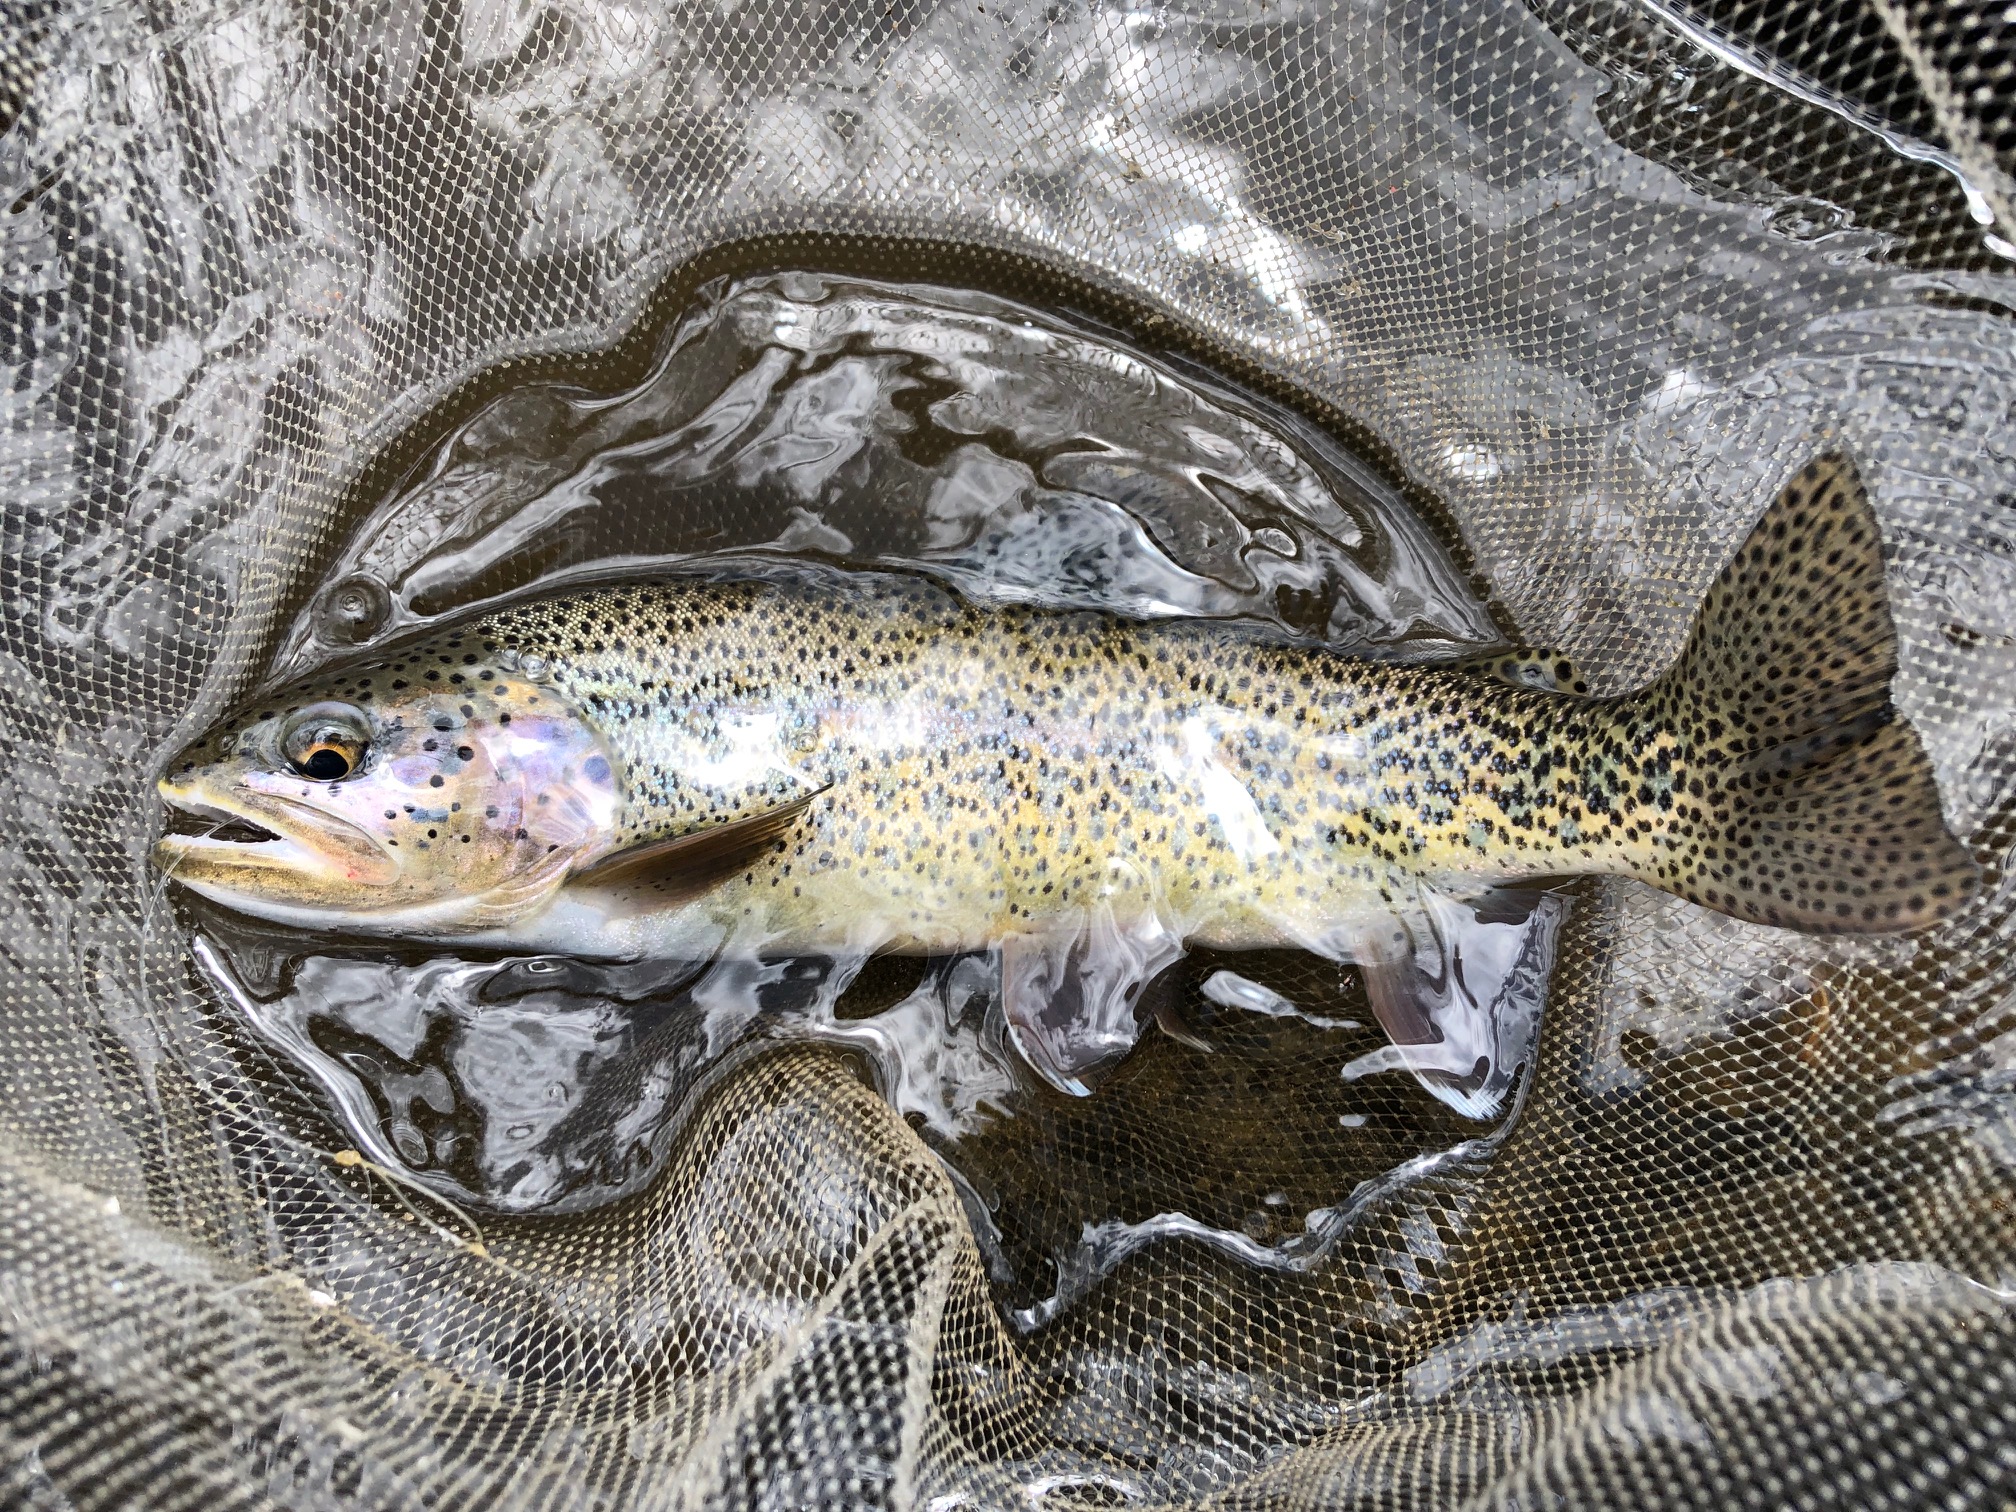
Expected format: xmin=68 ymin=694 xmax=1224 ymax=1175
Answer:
xmin=154 ymin=782 xmax=398 ymax=887
xmin=164 ymin=809 xmax=284 ymax=846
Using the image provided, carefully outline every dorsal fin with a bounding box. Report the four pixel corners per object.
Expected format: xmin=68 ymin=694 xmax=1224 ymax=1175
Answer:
xmin=570 ymin=786 xmax=828 ymax=912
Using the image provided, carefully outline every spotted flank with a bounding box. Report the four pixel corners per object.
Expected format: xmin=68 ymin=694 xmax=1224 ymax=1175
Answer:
xmin=157 ymin=455 xmax=1977 ymax=1083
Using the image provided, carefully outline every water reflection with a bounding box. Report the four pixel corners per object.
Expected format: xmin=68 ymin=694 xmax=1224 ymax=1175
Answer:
xmin=190 ymin=878 xmax=1567 ymax=1327
xmin=275 ymin=273 xmax=1495 ymax=675
xmin=189 ymin=273 xmax=1560 ymax=1304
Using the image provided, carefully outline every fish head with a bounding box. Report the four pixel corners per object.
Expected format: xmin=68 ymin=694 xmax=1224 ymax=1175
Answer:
xmin=154 ymin=648 xmax=618 ymax=933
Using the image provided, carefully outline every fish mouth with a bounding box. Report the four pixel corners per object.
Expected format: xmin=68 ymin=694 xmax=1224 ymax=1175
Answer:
xmin=163 ymin=808 xmax=285 ymax=846
xmin=154 ymin=779 xmax=399 ymax=890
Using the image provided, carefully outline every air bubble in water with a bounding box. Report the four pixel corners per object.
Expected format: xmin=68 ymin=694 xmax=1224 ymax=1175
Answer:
xmin=313 ymin=574 xmax=393 ymax=645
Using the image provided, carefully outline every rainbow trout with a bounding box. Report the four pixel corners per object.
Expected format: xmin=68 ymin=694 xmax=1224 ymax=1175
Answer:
xmin=159 ymin=457 xmax=1976 ymax=1094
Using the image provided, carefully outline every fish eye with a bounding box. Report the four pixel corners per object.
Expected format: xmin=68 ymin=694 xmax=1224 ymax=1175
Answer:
xmin=279 ymin=703 xmax=371 ymax=782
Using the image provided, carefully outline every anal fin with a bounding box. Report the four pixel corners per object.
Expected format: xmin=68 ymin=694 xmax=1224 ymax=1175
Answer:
xmin=1336 ymin=891 xmax=1568 ymax=1121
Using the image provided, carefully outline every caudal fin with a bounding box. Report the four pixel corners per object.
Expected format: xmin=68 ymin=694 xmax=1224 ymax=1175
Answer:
xmin=1626 ymin=456 xmax=1977 ymax=933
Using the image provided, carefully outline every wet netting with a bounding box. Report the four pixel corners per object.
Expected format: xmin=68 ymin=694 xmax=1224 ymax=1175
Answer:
xmin=3 ymin=0 xmax=2015 ymax=1506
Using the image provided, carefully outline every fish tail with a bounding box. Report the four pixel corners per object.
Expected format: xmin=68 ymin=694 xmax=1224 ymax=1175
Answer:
xmin=1619 ymin=455 xmax=1977 ymax=933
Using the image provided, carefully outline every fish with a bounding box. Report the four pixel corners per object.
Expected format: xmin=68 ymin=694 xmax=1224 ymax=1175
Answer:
xmin=157 ymin=456 xmax=1978 ymax=1097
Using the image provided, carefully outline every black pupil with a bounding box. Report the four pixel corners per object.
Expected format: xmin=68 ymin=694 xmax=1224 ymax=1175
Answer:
xmin=301 ymin=746 xmax=351 ymax=781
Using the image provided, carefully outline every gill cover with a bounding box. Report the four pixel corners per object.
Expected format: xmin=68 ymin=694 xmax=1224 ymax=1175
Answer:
xmin=156 ymin=645 xmax=620 ymax=935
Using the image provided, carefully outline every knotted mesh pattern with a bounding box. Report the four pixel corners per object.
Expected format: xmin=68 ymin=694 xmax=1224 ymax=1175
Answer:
xmin=2 ymin=0 xmax=2012 ymax=1506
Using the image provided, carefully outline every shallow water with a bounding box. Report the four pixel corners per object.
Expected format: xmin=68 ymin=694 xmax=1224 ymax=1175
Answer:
xmin=189 ymin=273 xmax=1571 ymax=1310
xmin=276 ymin=272 xmax=1497 ymax=666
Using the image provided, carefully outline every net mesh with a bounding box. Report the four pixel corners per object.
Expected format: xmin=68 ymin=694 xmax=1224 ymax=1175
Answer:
xmin=2 ymin=0 xmax=2014 ymax=1506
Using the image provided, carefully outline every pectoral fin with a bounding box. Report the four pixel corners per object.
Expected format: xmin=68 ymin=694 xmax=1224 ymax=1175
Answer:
xmin=999 ymin=908 xmax=1185 ymax=1097
xmin=571 ymin=786 xmax=828 ymax=914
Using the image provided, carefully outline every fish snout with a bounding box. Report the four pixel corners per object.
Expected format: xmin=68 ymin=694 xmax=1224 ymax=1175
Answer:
xmin=155 ymin=774 xmax=400 ymax=889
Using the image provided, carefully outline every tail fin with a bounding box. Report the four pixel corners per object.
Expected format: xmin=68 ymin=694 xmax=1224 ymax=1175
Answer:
xmin=1625 ymin=456 xmax=1977 ymax=934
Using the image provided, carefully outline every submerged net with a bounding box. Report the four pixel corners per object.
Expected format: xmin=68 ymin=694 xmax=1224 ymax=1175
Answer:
xmin=2 ymin=0 xmax=2014 ymax=1505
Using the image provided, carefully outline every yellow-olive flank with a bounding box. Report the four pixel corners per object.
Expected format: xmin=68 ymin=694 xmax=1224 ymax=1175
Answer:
xmin=159 ymin=456 xmax=1976 ymax=1038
